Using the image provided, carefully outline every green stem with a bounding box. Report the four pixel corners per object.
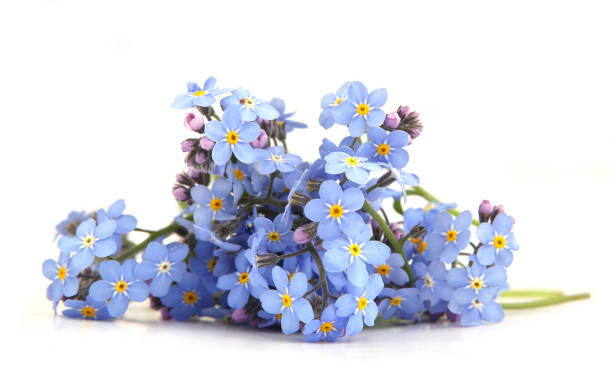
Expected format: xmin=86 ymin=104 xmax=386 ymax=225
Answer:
xmin=362 ymin=200 xmax=415 ymax=285
xmin=133 ymin=227 xmax=155 ymax=234
xmin=500 ymin=292 xmax=590 ymax=309
xmin=114 ymin=223 xmax=180 ymax=262
xmin=500 ymin=289 xmax=564 ymax=298
xmin=394 ymin=186 xmax=480 ymax=226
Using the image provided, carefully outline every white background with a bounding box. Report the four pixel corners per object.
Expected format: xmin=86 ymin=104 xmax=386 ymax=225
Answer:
xmin=2 ymin=0 xmax=611 ymax=380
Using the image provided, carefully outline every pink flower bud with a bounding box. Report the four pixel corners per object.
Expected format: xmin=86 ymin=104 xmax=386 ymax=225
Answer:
xmin=293 ymin=227 xmax=310 ymax=244
xmin=232 ymin=308 xmax=248 ymax=323
xmin=181 ymin=139 xmax=196 ymax=152
xmin=195 ymin=151 xmax=206 ymax=164
xmin=173 ymin=186 xmax=189 ymax=201
xmin=479 ymin=200 xmax=493 ymax=215
xmin=397 ymin=105 xmax=410 ymax=118
xmin=384 ymin=112 xmax=400 ymax=128
xmin=199 ymin=136 xmax=215 ymax=150
xmin=184 ymin=111 xmax=205 ymax=131
xmin=249 ymin=130 xmax=268 ymax=149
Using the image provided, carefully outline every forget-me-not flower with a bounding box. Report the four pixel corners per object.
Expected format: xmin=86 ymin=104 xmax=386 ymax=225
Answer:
xmin=188 ymin=241 xmax=233 ymax=293
xmin=134 ymin=242 xmax=188 ymax=297
xmin=171 ymin=77 xmax=228 ymax=109
xmin=357 ymin=127 xmax=410 ymax=170
xmin=220 ymin=88 xmax=280 ymax=121
xmin=427 ymin=211 xmax=472 ymax=263
xmin=303 ymin=304 xmax=347 ymax=342
xmin=253 ymin=215 xmax=295 ymax=253
xmin=43 ymin=251 xmax=79 ymax=301
xmin=476 ymin=213 xmax=518 ymax=266
xmin=161 ymin=272 xmax=214 ymax=321
xmin=58 ymin=218 xmax=118 ymax=270
xmin=333 ymin=81 xmax=388 ymax=137
xmin=413 ymin=260 xmax=453 ymax=303
xmin=448 ymin=285 xmax=505 ymax=326
xmin=447 ymin=260 xmax=507 ymax=305
xmin=377 ymin=287 xmax=423 ymax=319
xmin=191 ymin=178 xmax=235 ymax=224
xmin=324 ymin=147 xmax=381 ymax=184
xmin=269 ymin=98 xmax=307 ymax=132
xmin=319 ymin=82 xmax=350 ymax=129
xmin=372 ymin=253 xmax=410 ymax=286
xmin=217 ymin=252 xmax=268 ymax=309
xmin=96 ymin=199 xmax=137 ymax=250
xmin=205 ymin=105 xmax=262 ymax=165
xmin=335 ymin=273 xmax=384 ymax=336
xmin=255 ymin=146 xmax=301 ymax=174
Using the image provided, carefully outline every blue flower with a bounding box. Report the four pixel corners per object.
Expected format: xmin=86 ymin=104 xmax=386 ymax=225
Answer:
xmin=191 ymin=178 xmax=235 ymax=223
xmin=357 ymin=127 xmax=410 ymax=169
xmin=377 ymin=162 xmax=419 ymax=202
xmin=205 ymin=105 xmax=261 ymax=165
xmin=58 ymin=218 xmax=118 ymax=270
xmin=269 ymin=98 xmax=307 ymax=132
xmin=324 ymin=148 xmax=381 ymax=184
xmin=88 ymin=259 xmax=149 ymax=317
xmin=377 ymin=287 xmax=423 ymax=319
xmin=253 ymin=215 xmax=295 ymax=253
xmin=413 ymin=260 xmax=453 ymax=303
xmin=333 ymin=81 xmax=387 ymax=137
xmin=304 ymin=180 xmax=365 ymax=240
xmin=447 ymin=260 xmax=507 ymax=305
xmin=42 ymin=252 xmax=79 ymax=301
xmin=97 ymin=199 xmax=137 ymax=250
xmin=220 ymin=88 xmax=280 ymax=121
xmin=161 ymin=271 xmax=214 ymax=321
xmin=303 ymin=304 xmax=347 ymax=342
xmin=447 ymin=285 xmax=504 ymax=326
xmin=323 ymin=222 xmax=390 ymax=288
xmin=55 ymin=210 xmax=90 ymax=240
xmin=476 ymin=213 xmax=518 ymax=266
xmin=256 ymin=310 xmax=282 ymax=328
xmin=217 ymin=252 xmax=268 ymax=309
xmin=427 ymin=211 xmax=472 ymax=263
xmin=226 ymin=162 xmax=255 ymax=205
xmin=62 ymin=296 xmax=112 ymax=320
xmin=134 ymin=242 xmax=188 ymax=297
xmin=372 ymin=253 xmax=410 ymax=286
xmin=188 ymin=241 xmax=233 ymax=293
xmin=319 ymin=82 xmax=350 ymax=129
xmin=171 ymin=77 xmax=228 ymax=109
xmin=260 ymin=266 xmax=314 ymax=334
xmin=255 ymin=146 xmax=302 ymax=174
xmin=335 ymin=273 xmax=384 ymax=336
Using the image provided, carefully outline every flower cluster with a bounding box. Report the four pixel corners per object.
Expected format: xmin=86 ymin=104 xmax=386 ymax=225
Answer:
xmin=44 ymin=78 xmax=521 ymax=341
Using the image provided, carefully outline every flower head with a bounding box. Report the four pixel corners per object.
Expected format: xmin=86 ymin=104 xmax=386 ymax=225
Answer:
xmin=324 ymin=148 xmax=381 ymax=185
xmin=335 ymin=273 xmax=384 ymax=336
xmin=216 ymin=252 xmax=268 ymax=309
xmin=58 ymin=218 xmax=118 ymax=270
xmin=62 ymin=295 xmax=112 ymax=320
xmin=377 ymin=287 xmax=423 ymax=319
xmin=426 ymin=211 xmax=472 ymax=263
xmin=134 ymin=242 xmax=188 ymax=297
xmin=332 ymin=81 xmax=387 ymax=137
xmin=220 ymin=88 xmax=280 ymax=121
xmin=476 ymin=213 xmax=518 ymax=266
xmin=319 ymin=82 xmax=350 ymax=129
xmin=255 ymin=146 xmax=301 ymax=174
xmin=161 ymin=272 xmax=214 ymax=321
xmin=357 ymin=127 xmax=410 ymax=169
xmin=254 ymin=215 xmax=295 ymax=253
xmin=191 ymin=178 xmax=235 ymax=224
xmin=303 ymin=304 xmax=347 ymax=342
xmin=42 ymin=251 xmax=79 ymax=301
xmin=205 ymin=105 xmax=262 ymax=165
xmin=171 ymin=77 xmax=228 ymax=109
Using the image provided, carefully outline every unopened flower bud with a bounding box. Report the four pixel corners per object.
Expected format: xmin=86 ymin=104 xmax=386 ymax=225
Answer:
xmin=478 ymin=200 xmax=494 ymax=223
xmin=172 ymin=186 xmax=189 ymax=201
xmin=200 ymin=136 xmax=215 ymax=150
xmin=195 ymin=150 xmax=207 ymax=164
xmin=306 ymin=179 xmax=324 ymax=193
xmin=384 ymin=112 xmax=400 ymax=128
xmin=290 ymin=192 xmax=311 ymax=207
xmin=256 ymin=253 xmax=280 ymax=268
xmin=160 ymin=307 xmax=172 ymax=320
xmin=293 ymin=227 xmax=310 ymax=244
xmin=181 ymin=139 xmax=197 ymax=152
xmin=232 ymin=308 xmax=249 ymax=323
xmin=184 ymin=111 xmax=205 ymax=131
xmin=250 ymin=130 xmax=268 ymax=149
xmin=389 ymin=222 xmax=404 ymax=240
xmin=397 ymin=105 xmax=410 ymax=118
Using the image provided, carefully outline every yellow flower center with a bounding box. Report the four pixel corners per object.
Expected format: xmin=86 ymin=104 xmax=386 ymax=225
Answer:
xmin=57 ymin=266 xmax=67 ymax=280
xmin=271 ymin=155 xmax=284 ymax=163
xmin=417 ymin=240 xmax=427 ymax=254
xmin=193 ymin=90 xmax=207 ymax=97
xmin=356 ymin=103 xmax=370 ymax=116
xmin=275 ymin=313 xmax=282 ymax=320
xmin=238 ymin=272 xmax=249 ymax=284
xmin=329 ymin=204 xmax=344 ymax=219
xmin=114 ymin=280 xmax=127 ymax=293
xmin=82 ymin=234 xmax=96 ymax=248
xmin=81 ymin=306 xmax=96 ymax=318
xmin=226 ymin=131 xmax=239 ymax=145
xmin=183 ymin=291 xmax=198 ymax=305
xmin=349 ymin=243 xmax=361 ymax=257
xmin=493 ymin=236 xmax=506 ymax=249
xmin=334 ymin=98 xmax=344 ymax=106
xmin=320 ymin=322 xmax=334 ymax=332
xmin=345 ymin=157 xmax=359 ymax=166
xmin=208 ymin=257 xmax=218 ymax=272
xmin=268 ymin=231 xmax=280 ymax=242
xmin=471 ymin=278 xmax=484 ymax=290
xmin=234 ymin=169 xmax=244 ymax=181
xmin=210 ymin=198 xmax=223 ymax=211
xmin=357 ymin=297 xmax=368 ymax=310
xmin=282 ymin=294 xmax=292 ymax=308
xmin=377 ymin=264 xmax=390 ymax=276
xmin=376 ymin=143 xmax=390 ymax=156
xmin=446 ymin=230 xmax=457 ymax=242
xmin=390 ymin=296 xmax=402 ymax=306
xmin=158 ymin=260 xmax=171 ymax=273
xmin=240 ymin=97 xmax=255 ymax=108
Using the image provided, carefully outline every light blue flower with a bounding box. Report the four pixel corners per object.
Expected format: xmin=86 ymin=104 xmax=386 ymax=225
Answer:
xmin=447 ymin=260 xmax=507 ymax=305
xmin=476 ymin=213 xmax=518 ymax=266
xmin=260 ymin=266 xmax=314 ymax=334
xmin=377 ymin=287 xmax=423 ymax=319
xmin=269 ymin=98 xmax=307 ymax=132
xmin=304 ymin=180 xmax=365 ymax=240
xmin=427 ymin=211 xmax=472 ymax=263
xmin=333 ymin=81 xmax=387 ymax=136
xmin=335 ymin=273 xmax=384 ymax=336
xmin=88 ymin=259 xmax=149 ymax=317
xmin=171 ymin=77 xmax=228 ymax=109
xmin=323 ymin=222 xmax=390 ymax=288
xmin=191 ymin=178 xmax=235 ymax=224
xmin=134 ymin=242 xmax=188 ymax=297
xmin=319 ymin=82 xmax=350 ymax=129
xmin=220 ymin=88 xmax=280 ymax=121
xmin=62 ymin=296 xmax=112 ymax=320
xmin=255 ymin=146 xmax=302 ymax=175
xmin=205 ymin=105 xmax=261 ymax=165
xmin=42 ymin=252 xmax=79 ymax=301
xmin=372 ymin=253 xmax=410 ymax=286
xmin=253 ymin=215 xmax=295 ymax=253
xmin=161 ymin=271 xmax=214 ymax=321
xmin=324 ymin=148 xmax=381 ymax=184
xmin=217 ymin=252 xmax=268 ymax=309
xmin=303 ymin=304 xmax=347 ymax=342
xmin=58 ymin=218 xmax=118 ymax=270
xmin=188 ymin=241 xmax=233 ymax=293
xmin=96 ymin=199 xmax=137 ymax=250
xmin=413 ymin=260 xmax=453 ymax=303
xmin=448 ymin=285 xmax=504 ymax=326
xmin=357 ymin=127 xmax=410 ymax=169
xmin=55 ymin=210 xmax=90 ymax=240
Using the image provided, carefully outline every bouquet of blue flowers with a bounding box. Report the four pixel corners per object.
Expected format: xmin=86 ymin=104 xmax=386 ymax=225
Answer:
xmin=43 ymin=78 xmax=589 ymax=341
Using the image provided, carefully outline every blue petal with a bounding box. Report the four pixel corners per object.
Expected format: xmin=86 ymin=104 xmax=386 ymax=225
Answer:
xmin=493 ymin=214 xmax=513 ymax=236
xmin=42 ymin=259 xmax=58 ymax=280
xmin=204 ymin=120 xmax=227 ymax=142
xmin=212 ymin=141 xmax=232 ymax=165
xmin=227 ymin=285 xmax=249 ymax=309
xmin=304 ymin=199 xmax=329 ymax=222
xmin=332 ymin=101 xmax=356 ymax=125
xmin=272 ymin=265 xmax=289 ymax=290
xmin=347 ymin=260 xmax=368 ymax=288
xmin=150 ymin=275 xmax=172 ymax=297
xmin=127 ymin=281 xmax=149 ymax=301
xmin=237 ymin=121 xmax=262 ymax=142
xmin=46 ymin=279 xmax=63 ymax=301
xmin=335 ymin=294 xmax=357 ymax=317
xmin=476 ymin=223 xmax=495 ymax=244
xmin=255 ymin=102 xmax=280 ymax=120
xmin=71 ymin=250 xmax=94 ymax=270
xmin=345 ymin=314 xmax=364 ymax=336
xmin=292 ymin=298 xmax=314 ymax=323
xmin=348 ymin=81 xmax=368 ymax=102
xmin=365 ymin=108 xmax=385 ymax=127
xmin=367 ymin=88 xmax=387 ymax=108
xmin=89 ymin=280 xmax=114 ymax=301
xmin=232 ymin=142 xmax=256 ymax=164
xmin=281 ymin=310 xmax=299 ymax=334
xmin=92 ymin=239 xmax=117 ymax=258
xmin=108 ymin=293 xmax=129 ymax=317
xmin=289 ymin=272 xmax=308 ymax=298
xmin=348 ymin=116 xmax=367 ymax=137
xmin=477 ymin=245 xmax=496 ymax=266
xmin=323 ymin=247 xmax=349 ymax=273
xmin=260 ymin=290 xmax=283 ymax=314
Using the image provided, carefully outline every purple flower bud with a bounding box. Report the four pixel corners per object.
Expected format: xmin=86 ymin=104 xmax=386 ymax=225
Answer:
xmin=232 ymin=308 xmax=249 ymax=323
xmin=397 ymin=105 xmax=410 ymax=118
xmin=493 ymin=205 xmax=505 ymax=215
xmin=181 ymin=139 xmax=196 ymax=152
xmin=184 ymin=111 xmax=205 ymax=131
xmin=172 ymin=186 xmax=189 ymax=201
xmin=478 ymin=200 xmax=494 ymax=223
xmin=195 ymin=151 xmax=206 ymax=164
xmin=446 ymin=310 xmax=461 ymax=323
xmin=384 ymin=112 xmax=400 ymax=129
xmin=199 ymin=136 xmax=215 ymax=151
xmin=249 ymin=130 xmax=268 ymax=149
xmin=390 ymin=222 xmax=404 ymax=240
xmin=187 ymin=168 xmax=200 ymax=179
xmin=160 ymin=307 xmax=172 ymax=320
xmin=408 ymin=111 xmax=420 ymax=118
xmin=293 ymin=227 xmax=310 ymax=244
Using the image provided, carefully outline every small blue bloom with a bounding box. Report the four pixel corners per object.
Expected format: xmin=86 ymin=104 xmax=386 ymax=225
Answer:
xmin=255 ymin=146 xmax=302 ymax=174
xmin=88 ymin=259 xmax=150 ymax=317
xmin=55 ymin=210 xmax=90 ymax=240
xmin=220 ymin=88 xmax=280 ymax=121
xmin=377 ymin=287 xmax=423 ymax=319
xmin=377 ymin=162 xmax=419 ymax=202
xmin=304 ymin=180 xmax=365 ymax=240
xmin=188 ymin=241 xmax=233 ymax=293
xmin=171 ymin=77 xmax=228 ymax=109
xmin=413 ymin=260 xmax=453 ymax=303
xmin=323 ymin=222 xmax=390 ymax=288
xmin=217 ymin=252 xmax=268 ymax=309
xmin=134 ymin=242 xmax=188 ymax=297
xmin=62 ymin=296 xmax=112 ymax=320
xmin=372 ymin=253 xmax=410 ymax=286
xmin=161 ymin=272 xmax=214 ymax=321
xmin=447 ymin=260 xmax=507 ymax=306
xmin=448 ymin=285 xmax=505 ymax=326
xmin=205 ymin=105 xmax=262 ymax=165
xmin=97 ymin=199 xmax=137 ymax=252
xmin=427 ymin=211 xmax=472 ymax=263
xmin=357 ymin=127 xmax=410 ymax=169
xmin=333 ymin=81 xmax=388 ymax=137
xmin=476 ymin=213 xmax=518 ymax=266
xmin=191 ymin=178 xmax=235 ymax=223
xmin=42 ymin=252 xmax=79 ymax=301
xmin=260 ymin=266 xmax=314 ymax=334
xmin=226 ymin=162 xmax=255 ymax=205
xmin=269 ymin=98 xmax=307 ymax=132
xmin=324 ymin=148 xmax=381 ymax=185
xmin=253 ymin=215 xmax=295 ymax=253
xmin=303 ymin=304 xmax=347 ymax=342
xmin=335 ymin=273 xmax=384 ymax=336
xmin=58 ymin=218 xmax=118 ymax=270
xmin=319 ymin=82 xmax=350 ymax=129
